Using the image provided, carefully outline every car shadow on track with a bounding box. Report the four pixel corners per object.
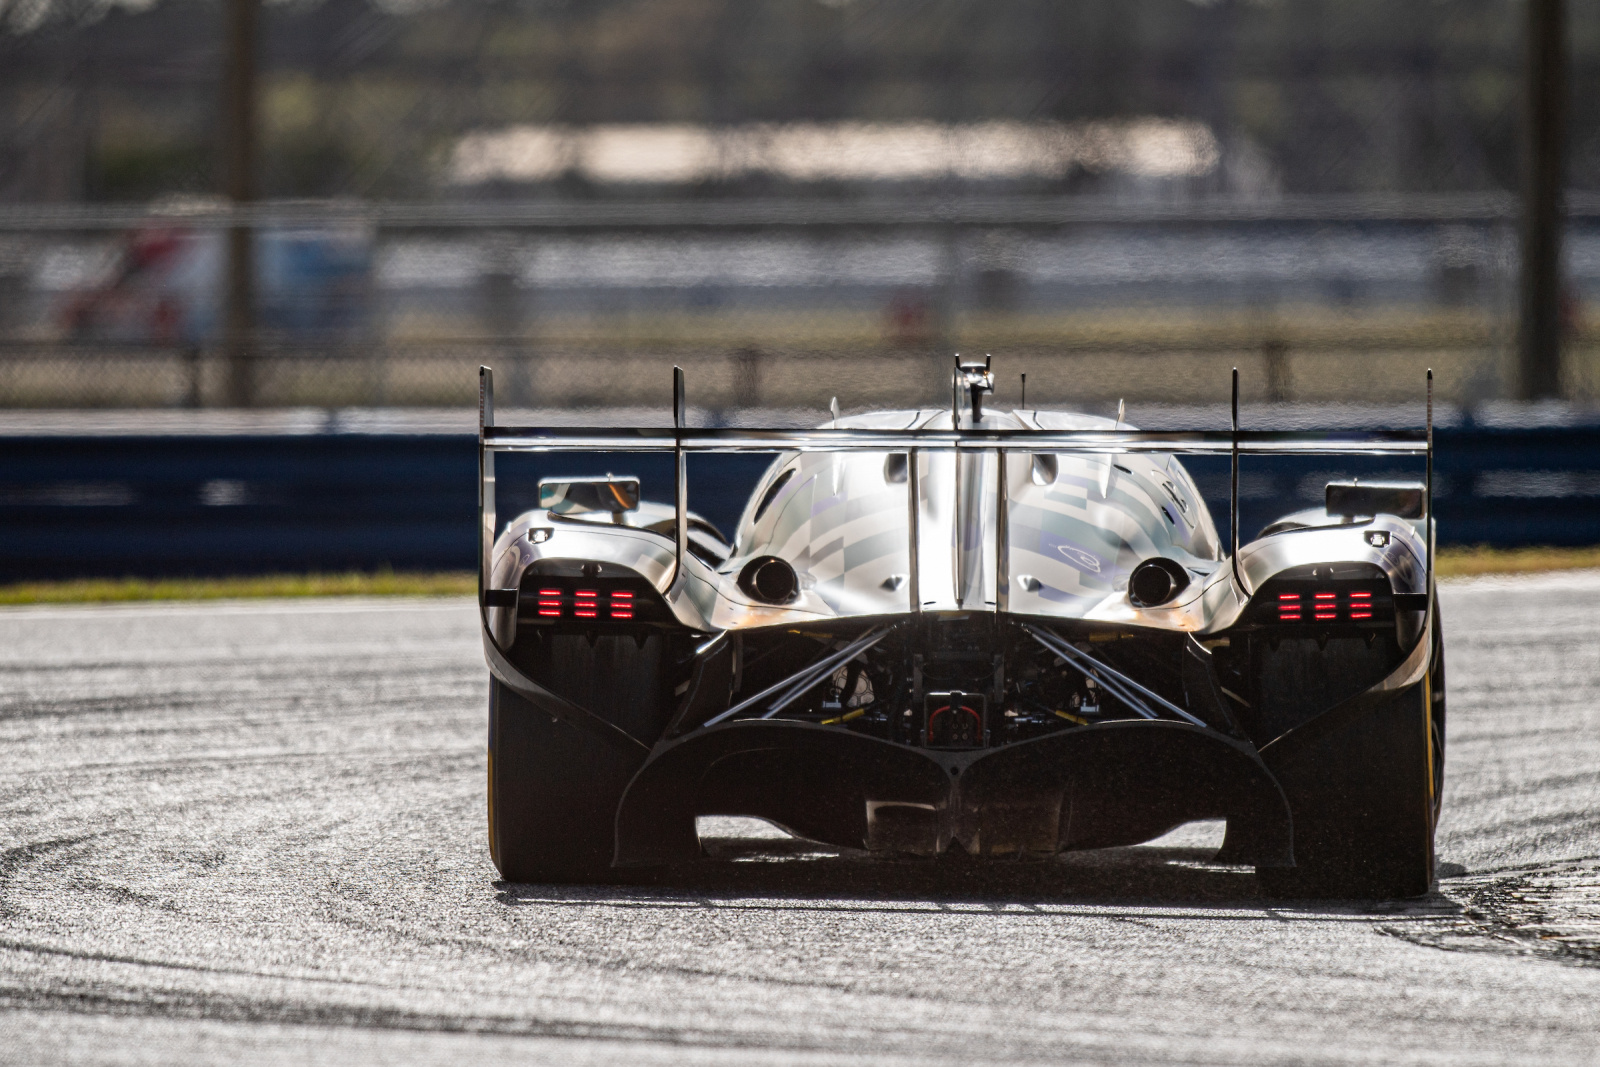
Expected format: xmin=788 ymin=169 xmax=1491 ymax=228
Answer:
xmin=495 ymin=835 xmax=1464 ymax=919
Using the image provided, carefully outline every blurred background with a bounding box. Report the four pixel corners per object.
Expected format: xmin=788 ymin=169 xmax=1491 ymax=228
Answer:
xmin=2 ymin=0 xmax=1597 ymax=578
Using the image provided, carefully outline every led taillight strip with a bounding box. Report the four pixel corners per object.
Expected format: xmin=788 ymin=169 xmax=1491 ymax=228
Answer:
xmin=529 ymin=586 xmax=643 ymax=620
xmin=1275 ymin=588 xmax=1382 ymax=623
xmin=1277 ymin=592 xmax=1302 ymax=622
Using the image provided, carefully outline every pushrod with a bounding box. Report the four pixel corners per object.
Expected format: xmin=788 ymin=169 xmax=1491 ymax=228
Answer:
xmin=1025 ymin=625 xmax=1207 ymax=728
xmin=757 ymin=628 xmax=897 ymax=720
xmin=1024 ymin=627 xmax=1157 ymax=721
xmin=702 ymin=626 xmax=893 ymax=727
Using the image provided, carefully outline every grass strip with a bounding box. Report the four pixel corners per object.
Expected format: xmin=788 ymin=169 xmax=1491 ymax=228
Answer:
xmin=0 ymin=546 xmax=1596 ymax=604
xmin=0 ymin=571 xmax=477 ymax=605
xmin=1434 ymin=545 xmax=1600 ymax=579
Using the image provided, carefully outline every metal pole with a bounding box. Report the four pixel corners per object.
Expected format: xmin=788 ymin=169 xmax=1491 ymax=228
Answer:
xmin=479 ymin=366 xmax=496 ymax=609
xmin=1519 ymin=0 xmax=1567 ymax=400
xmin=221 ymin=0 xmax=258 ymax=408
xmin=673 ymin=366 xmax=688 ymax=586
xmin=907 ymin=447 xmax=921 ymax=613
xmin=1425 ymin=368 xmax=1434 ymax=626
xmin=1230 ymin=367 xmax=1244 ymax=596
xmin=994 ymin=449 xmax=1008 ymax=614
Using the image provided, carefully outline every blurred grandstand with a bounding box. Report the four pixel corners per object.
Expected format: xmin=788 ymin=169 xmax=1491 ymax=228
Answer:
xmin=0 ymin=0 xmax=1596 ymax=413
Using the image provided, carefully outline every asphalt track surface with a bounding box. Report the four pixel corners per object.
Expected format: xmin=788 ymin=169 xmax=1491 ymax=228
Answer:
xmin=2 ymin=576 xmax=1599 ymax=1065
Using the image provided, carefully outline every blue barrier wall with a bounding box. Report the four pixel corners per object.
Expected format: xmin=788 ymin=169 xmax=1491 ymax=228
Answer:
xmin=2 ymin=430 xmax=1597 ymax=580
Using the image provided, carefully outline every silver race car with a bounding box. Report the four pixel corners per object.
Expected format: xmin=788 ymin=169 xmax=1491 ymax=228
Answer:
xmin=477 ymin=360 xmax=1444 ymax=898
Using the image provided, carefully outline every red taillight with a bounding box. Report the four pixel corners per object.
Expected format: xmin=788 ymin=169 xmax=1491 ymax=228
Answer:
xmin=1273 ymin=586 xmax=1383 ymax=623
xmin=528 ymin=585 xmax=643 ymax=622
xmin=1278 ymin=592 xmax=1302 ymax=621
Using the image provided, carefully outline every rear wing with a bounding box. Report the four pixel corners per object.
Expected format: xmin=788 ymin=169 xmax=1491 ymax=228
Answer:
xmin=478 ymin=365 xmax=1434 ymax=631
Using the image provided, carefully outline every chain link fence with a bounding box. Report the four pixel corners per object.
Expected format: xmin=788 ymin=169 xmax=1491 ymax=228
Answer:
xmin=2 ymin=196 xmax=1598 ymax=413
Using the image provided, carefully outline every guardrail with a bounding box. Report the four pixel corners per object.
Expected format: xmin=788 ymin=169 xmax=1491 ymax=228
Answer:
xmin=0 ymin=422 xmax=1593 ymax=579
xmin=2 ymin=426 xmax=1597 ymax=581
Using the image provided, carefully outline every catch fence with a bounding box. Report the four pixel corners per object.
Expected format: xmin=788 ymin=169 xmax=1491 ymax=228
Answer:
xmin=3 ymin=194 xmax=1600 ymax=411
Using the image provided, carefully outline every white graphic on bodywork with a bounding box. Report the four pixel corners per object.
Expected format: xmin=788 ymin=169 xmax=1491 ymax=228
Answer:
xmin=1057 ymin=545 xmax=1103 ymax=572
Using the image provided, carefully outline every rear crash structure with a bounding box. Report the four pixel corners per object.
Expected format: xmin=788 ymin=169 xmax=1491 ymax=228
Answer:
xmin=479 ymin=361 xmax=1445 ymax=898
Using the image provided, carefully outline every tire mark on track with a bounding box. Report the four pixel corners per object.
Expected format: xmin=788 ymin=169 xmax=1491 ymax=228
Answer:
xmin=0 ymin=837 xmax=95 ymax=918
xmin=1383 ymin=858 xmax=1600 ymax=967
xmin=0 ymin=982 xmax=983 ymax=1059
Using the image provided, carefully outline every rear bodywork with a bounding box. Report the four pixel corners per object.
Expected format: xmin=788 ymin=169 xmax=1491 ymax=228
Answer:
xmin=478 ymin=364 xmax=1436 ymax=870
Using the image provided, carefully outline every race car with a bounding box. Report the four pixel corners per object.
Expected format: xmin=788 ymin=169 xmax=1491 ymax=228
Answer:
xmin=476 ymin=359 xmax=1444 ymax=898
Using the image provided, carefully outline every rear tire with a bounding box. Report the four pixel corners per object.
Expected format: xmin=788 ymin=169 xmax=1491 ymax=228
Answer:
xmin=1257 ymin=608 xmax=1445 ymax=899
xmin=488 ymin=634 xmax=672 ymax=883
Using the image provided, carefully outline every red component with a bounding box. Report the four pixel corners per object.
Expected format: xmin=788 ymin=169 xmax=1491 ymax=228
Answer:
xmin=537 ymin=587 xmax=563 ymax=617
xmin=1349 ymin=589 xmax=1373 ymax=619
xmin=1313 ymin=588 xmax=1338 ymax=620
xmin=610 ymin=590 xmax=633 ymax=600
xmin=1277 ymin=592 xmax=1302 ymax=621
xmin=926 ymin=704 xmax=984 ymax=745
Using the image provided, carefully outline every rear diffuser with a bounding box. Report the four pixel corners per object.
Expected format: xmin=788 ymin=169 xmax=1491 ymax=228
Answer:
xmin=614 ymin=718 xmax=1293 ymax=867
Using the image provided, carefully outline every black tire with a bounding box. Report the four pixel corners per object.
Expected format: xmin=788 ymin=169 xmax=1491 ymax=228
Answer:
xmin=1428 ymin=610 xmax=1446 ymax=833
xmin=488 ymin=634 xmax=673 ymax=883
xmin=1257 ymin=605 xmax=1445 ymax=899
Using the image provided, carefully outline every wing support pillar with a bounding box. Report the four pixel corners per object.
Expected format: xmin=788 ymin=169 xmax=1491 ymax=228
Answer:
xmin=672 ymin=365 xmax=688 ymax=590
xmin=1230 ymin=366 xmax=1249 ymax=598
xmin=478 ymin=365 xmax=496 ymax=622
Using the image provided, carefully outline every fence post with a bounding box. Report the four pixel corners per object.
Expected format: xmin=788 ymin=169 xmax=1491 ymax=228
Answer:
xmin=1518 ymin=0 xmax=1567 ymax=400
xmin=221 ymin=0 xmax=259 ymax=408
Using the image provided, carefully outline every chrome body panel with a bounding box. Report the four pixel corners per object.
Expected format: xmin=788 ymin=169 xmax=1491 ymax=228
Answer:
xmin=488 ymin=406 xmax=1427 ymax=635
xmin=478 ymin=366 xmax=1444 ymax=887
